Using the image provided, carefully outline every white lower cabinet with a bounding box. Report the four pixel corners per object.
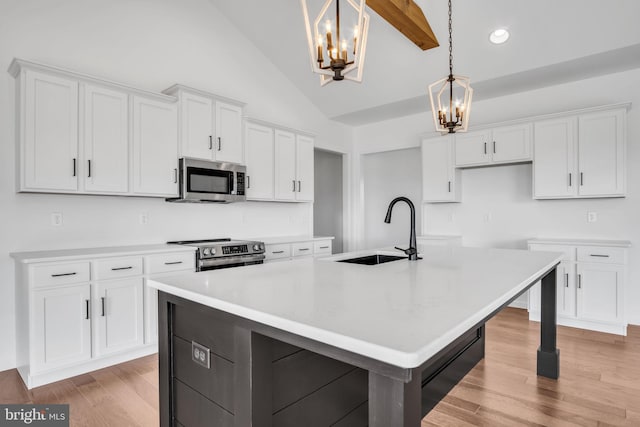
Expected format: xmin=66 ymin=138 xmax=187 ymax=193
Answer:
xmin=13 ymin=247 xmax=196 ymax=388
xmin=576 ymin=263 xmax=624 ymax=324
xmin=32 ymin=284 xmax=92 ymax=373
xmin=93 ymin=278 xmax=144 ymax=357
xmin=528 ymin=239 xmax=629 ymax=335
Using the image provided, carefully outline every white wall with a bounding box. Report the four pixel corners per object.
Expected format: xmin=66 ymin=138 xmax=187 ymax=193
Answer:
xmin=0 ymin=0 xmax=352 ymax=371
xmin=361 ymin=148 xmax=422 ymax=250
xmin=353 ymin=68 xmax=640 ymax=325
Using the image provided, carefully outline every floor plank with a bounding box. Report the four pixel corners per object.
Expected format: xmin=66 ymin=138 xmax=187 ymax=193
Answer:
xmin=0 ymin=308 xmax=638 ymax=426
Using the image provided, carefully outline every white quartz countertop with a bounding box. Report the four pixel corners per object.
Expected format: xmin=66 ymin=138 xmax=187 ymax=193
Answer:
xmin=255 ymin=235 xmax=335 ymax=245
xmin=148 ymin=246 xmax=562 ymax=369
xmin=10 ymin=244 xmax=196 ymax=264
xmin=528 ymin=238 xmax=631 ymax=247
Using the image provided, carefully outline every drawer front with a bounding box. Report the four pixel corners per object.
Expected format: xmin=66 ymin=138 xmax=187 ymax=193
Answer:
xmin=292 ymin=241 xmax=313 ymax=257
xmin=173 ymin=336 xmax=234 ymax=412
xmin=32 ymin=262 xmax=90 ymax=288
xmin=145 ymin=252 xmax=195 ymax=274
xmin=577 ymin=246 xmax=626 ymax=264
xmin=93 ymin=256 xmax=143 ymax=281
xmin=265 ymin=243 xmax=291 ymax=260
xmin=313 ymin=240 xmax=332 ymax=256
xmin=529 ymin=244 xmax=575 ymax=261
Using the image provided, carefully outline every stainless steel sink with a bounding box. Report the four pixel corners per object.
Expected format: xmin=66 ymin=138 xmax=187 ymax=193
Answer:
xmin=336 ymin=254 xmax=407 ymax=265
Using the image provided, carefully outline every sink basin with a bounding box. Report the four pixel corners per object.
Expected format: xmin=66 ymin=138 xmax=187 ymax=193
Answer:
xmin=336 ymin=254 xmax=407 ymax=265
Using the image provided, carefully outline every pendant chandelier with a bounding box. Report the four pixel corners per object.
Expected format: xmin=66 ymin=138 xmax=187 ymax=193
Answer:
xmin=300 ymin=0 xmax=370 ymax=85
xmin=428 ymin=0 xmax=473 ymax=133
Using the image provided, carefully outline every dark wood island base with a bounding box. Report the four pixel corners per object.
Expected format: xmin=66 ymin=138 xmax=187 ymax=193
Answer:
xmin=157 ymin=266 xmax=559 ymax=427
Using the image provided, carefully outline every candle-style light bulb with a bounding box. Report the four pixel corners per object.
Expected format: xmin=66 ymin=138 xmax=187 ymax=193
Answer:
xmin=325 ymin=20 xmax=333 ymax=49
xmin=331 ymin=47 xmax=338 ymax=61
xmin=341 ymin=39 xmax=347 ymax=60
xmin=317 ymin=35 xmax=324 ymax=63
xmin=353 ymin=25 xmax=358 ymax=54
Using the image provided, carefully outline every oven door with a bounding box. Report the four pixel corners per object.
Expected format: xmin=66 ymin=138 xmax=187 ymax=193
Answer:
xmin=198 ymin=254 xmax=265 ymax=271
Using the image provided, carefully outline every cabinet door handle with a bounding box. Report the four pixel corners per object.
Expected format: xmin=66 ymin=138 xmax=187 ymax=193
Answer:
xmin=272 ymin=251 xmax=285 ymax=254
xmin=577 ymin=274 xmax=582 ymax=289
xmin=319 ymin=246 xmax=329 ymax=249
xmin=72 ymin=158 xmax=77 ymax=177
xmin=568 ymin=173 xmax=572 ymax=187
xmin=493 ymin=141 xmax=496 ymax=154
xmin=298 ymin=248 xmax=310 ymax=251
xmin=87 ymin=160 xmax=92 ymax=178
xmin=164 ymin=261 xmax=183 ymax=265
xmin=218 ymin=137 xmax=222 ymax=151
xmin=580 ymin=172 xmax=584 ymax=186
xmin=565 ymin=273 xmax=569 ymax=288
xmin=209 ymin=135 xmax=213 ymax=150
xmin=51 ymin=272 xmax=77 ymax=277
xmin=101 ymin=297 xmax=106 ymax=317
xmin=292 ymin=180 xmax=296 ymax=192
xmin=484 ymin=142 xmax=487 ymax=154
xmin=111 ymin=266 xmax=133 ymax=271
xmin=247 ymin=175 xmax=250 ymax=189
xmin=298 ymin=180 xmax=301 ymax=193
xmin=448 ymin=181 xmax=451 ymax=193
xmin=85 ymin=299 xmax=90 ymax=320
xmin=174 ymin=168 xmax=178 ymax=183
xmin=589 ymin=254 xmax=609 ymax=258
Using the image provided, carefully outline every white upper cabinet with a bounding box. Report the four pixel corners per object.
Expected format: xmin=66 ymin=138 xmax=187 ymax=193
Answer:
xmin=245 ymin=121 xmax=274 ymax=200
xmin=533 ymin=117 xmax=577 ymax=198
xmin=295 ymin=134 xmax=315 ymax=202
xmin=131 ymin=95 xmax=179 ymax=197
xmin=274 ymin=129 xmax=297 ymax=201
xmin=246 ymin=120 xmax=314 ymax=203
xmin=11 ymin=59 xmax=182 ymax=199
xmin=165 ymin=85 xmax=245 ymax=164
xmin=422 ymin=135 xmax=460 ymax=203
xmin=534 ymin=108 xmax=626 ymax=199
xmin=83 ymin=84 xmax=129 ymax=193
xmin=491 ymin=123 xmax=532 ymax=163
xmin=215 ymin=101 xmax=243 ymax=164
xmin=180 ymin=91 xmax=214 ymax=160
xmin=454 ymin=130 xmax=490 ymax=167
xmin=454 ymin=124 xmax=532 ymax=167
xmin=577 ymin=109 xmax=625 ymax=197
xmin=22 ymin=70 xmax=79 ymax=192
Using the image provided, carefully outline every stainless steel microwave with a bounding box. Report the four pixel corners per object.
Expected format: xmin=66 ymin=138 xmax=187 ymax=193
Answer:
xmin=166 ymin=158 xmax=246 ymax=203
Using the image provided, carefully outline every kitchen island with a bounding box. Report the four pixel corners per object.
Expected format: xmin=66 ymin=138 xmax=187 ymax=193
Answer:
xmin=148 ymin=246 xmax=562 ymax=427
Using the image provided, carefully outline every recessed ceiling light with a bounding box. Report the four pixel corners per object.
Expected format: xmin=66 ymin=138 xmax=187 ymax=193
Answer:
xmin=489 ymin=28 xmax=510 ymax=44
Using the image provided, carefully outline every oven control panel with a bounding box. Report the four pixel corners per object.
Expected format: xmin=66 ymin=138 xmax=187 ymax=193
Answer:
xmin=222 ymin=245 xmax=248 ymax=255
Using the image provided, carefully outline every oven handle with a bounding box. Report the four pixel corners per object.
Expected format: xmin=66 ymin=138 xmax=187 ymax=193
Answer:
xmin=198 ymin=253 xmax=265 ymax=270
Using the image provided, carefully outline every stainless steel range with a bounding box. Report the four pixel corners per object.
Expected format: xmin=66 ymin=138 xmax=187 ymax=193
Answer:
xmin=168 ymin=238 xmax=265 ymax=271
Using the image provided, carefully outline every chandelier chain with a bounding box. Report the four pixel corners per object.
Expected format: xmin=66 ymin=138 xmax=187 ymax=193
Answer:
xmin=448 ymin=0 xmax=453 ymax=76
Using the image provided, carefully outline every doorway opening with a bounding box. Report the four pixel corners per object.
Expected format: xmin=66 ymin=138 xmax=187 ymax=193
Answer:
xmin=314 ymin=149 xmax=344 ymax=254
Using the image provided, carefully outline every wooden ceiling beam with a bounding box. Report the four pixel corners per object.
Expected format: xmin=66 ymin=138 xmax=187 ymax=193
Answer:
xmin=366 ymin=0 xmax=439 ymax=51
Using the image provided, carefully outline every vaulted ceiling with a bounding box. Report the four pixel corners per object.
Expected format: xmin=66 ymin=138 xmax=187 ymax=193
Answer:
xmin=210 ymin=0 xmax=640 ymax=125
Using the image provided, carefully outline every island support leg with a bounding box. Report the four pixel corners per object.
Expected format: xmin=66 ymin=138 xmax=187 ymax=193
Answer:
xmin=368 ymin=370 xmax=421 ymax=427
xmin=537 ymin=267 xmax=560 ymax=379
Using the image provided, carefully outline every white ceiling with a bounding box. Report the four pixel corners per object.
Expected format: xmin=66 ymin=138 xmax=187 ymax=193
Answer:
xmin=210 ymin=0 xmax=640 ymax=126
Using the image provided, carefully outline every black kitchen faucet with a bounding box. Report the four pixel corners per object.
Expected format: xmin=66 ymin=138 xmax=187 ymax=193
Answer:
xmin=384 ymin=196 xmax=419 ymax=261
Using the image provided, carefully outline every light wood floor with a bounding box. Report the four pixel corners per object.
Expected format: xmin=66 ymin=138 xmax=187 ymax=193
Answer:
xmin=1 ymin=308 xmax=639 ymax=426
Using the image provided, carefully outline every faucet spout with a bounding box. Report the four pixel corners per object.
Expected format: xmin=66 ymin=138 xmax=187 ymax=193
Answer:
xmin=384 ymin=197 xmax=419 ymax=261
